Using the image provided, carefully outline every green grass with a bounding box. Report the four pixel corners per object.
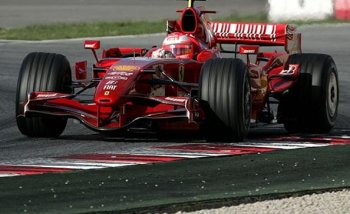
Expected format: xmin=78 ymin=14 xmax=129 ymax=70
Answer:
xmin=0 ymin=20 xmax=166 ymax=40
xmin=0 ymin=14 xmax=348 ymax=41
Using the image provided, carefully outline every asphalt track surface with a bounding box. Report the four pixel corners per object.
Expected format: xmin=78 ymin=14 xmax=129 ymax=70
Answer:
xmin=0 ymin=0 xmax=267 ymax=28
xmin=0 ymin=24 xmax=350 ymax=213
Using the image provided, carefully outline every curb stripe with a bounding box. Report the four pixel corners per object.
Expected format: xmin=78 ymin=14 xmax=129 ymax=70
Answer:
xmin=20 ymin=161 xmax=136 ymax=169
xmin=1 ymin=136 xmax=349 ymax=178
xmin=0 ymin=174 xmax=21 ymax=177
xmin=0 ymin=165 xmax=73 ymax=175
xmin=231 ymin=143 xmax=330 ymax=149
xmin=59 ymin=154 xmax=185 ymax=164
xmin=154 ymin=144 xmax=277 ymax=155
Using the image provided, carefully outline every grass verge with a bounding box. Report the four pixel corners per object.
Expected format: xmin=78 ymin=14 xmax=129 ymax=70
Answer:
xmin=0 ymin=14 xmax=348 ymax=41
xmin=0 ymin=21 xmax=166 ymax=40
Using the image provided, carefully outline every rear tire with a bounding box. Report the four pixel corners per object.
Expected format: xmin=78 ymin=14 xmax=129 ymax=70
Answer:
xmin=16 ymin=52 xmax=72 ymax=137
xmin=278 ymin=53 xmax=339 ymax=133
xmin=199 ymin=58 xmax=251 ymax=142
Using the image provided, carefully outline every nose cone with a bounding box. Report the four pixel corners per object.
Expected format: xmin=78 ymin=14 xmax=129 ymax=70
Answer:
xmin=94 ymin=58 xmax=157 ymax=106
xmin=95 ymin=64 xmax=141 ymax=106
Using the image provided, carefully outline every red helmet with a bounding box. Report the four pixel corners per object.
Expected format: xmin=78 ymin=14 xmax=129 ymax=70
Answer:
xmin=162 ymin=33 xmax=198 ymax=59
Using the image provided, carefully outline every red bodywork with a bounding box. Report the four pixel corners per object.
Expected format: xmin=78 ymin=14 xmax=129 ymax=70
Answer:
xmin=23 ymin=3 xmax=302 ymax=133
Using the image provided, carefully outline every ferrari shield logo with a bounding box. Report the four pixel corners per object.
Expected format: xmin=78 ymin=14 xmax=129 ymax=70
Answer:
xmin=179 ymin=64 xmax=185 ymax=82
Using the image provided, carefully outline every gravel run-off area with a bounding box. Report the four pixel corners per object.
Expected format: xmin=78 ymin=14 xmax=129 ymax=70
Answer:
xmin=179 ymin=189 xmax=350 ymax=214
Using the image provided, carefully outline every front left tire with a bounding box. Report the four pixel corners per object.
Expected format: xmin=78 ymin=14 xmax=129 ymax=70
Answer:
xmin=16 ymin=52 xmax=72 ymax=137
xmin=199 ymin=58 xmax=251 ymax=142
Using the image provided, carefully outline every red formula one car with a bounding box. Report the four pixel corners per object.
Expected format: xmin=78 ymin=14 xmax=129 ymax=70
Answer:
xmin=16 ymin=0 xmax=339 ymax=141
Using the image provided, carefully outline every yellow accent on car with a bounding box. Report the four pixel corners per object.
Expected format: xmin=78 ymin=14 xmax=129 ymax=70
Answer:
xmin=111 ymin=65 xmax=140 ymax=72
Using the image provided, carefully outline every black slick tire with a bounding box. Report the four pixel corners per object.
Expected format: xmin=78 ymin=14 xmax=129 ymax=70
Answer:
xmin=16 ymin=52 xmax=72 ymax=137
xmin=278 ymin=53 xmax=339 ymax=133
xmin=199 ymin=58 xmax=251 ymax=142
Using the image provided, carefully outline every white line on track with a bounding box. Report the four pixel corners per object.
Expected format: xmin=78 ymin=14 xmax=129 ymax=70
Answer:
xmin=129 ymin=152 xmax=227 ymax=158
xmin=0 ymin=174 xmax=21 ymax=177
xmin=10 ymin=162 xmax=138 ymax=170
xmin=340 ymin=135 xmax=350 ymax=139
xmin=234 ymin=142 xmax=330 ymax=150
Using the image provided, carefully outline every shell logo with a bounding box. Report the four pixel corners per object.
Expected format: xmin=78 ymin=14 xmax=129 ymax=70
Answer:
xmin=111 ymin=65 xmax=140 ymax=72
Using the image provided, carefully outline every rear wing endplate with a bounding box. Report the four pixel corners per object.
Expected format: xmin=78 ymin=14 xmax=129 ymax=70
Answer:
xmin=210 ymin=22 xmax=301 ymax=54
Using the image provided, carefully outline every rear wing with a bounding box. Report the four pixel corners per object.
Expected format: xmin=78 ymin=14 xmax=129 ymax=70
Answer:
xmin=209 ymin=22 xmax=301 ymax=53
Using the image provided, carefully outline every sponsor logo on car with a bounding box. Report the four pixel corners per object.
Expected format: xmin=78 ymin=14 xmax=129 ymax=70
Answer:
xmin=163 ymin=35 xmax=190 ymax=45
xmin=108 ymin=71 xmax=134 ymax=76
xmin=36 ymin=93 xmax=58 ymax=98
xmin=103 ymin=85 xmax=117 ymax=90
xmin=280 ymin=64 xmax=299 ymax=76
xmin=111 ymin=65 xmax=140 ymax=72
xmin=165 ymin=97 xmax=187 ymax=102
xmin=105 ymin=76 xmax=128 ymax=80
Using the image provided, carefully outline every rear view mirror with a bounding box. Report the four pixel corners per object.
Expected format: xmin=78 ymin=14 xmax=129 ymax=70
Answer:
xmin=84 ymin=40 xmax=100 ymax=50
xmin=84 ymin=40 xmax=100 ymax=62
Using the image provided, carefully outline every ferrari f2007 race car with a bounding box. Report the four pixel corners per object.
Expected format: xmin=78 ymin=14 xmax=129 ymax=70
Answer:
xmin=16 ymin=0 xmax=339 ymax=141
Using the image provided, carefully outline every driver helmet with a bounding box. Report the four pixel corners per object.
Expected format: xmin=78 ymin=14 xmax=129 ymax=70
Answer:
xmin=161 ymin=32 xmax=197 ymax=59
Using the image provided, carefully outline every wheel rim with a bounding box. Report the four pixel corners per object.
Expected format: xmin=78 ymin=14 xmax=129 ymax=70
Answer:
xmin=327 ymin=71 xmax=338 ymax=118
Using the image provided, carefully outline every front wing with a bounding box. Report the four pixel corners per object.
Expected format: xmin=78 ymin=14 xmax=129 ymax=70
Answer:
xmin=21 ymin=92 xmax=202 ymax=131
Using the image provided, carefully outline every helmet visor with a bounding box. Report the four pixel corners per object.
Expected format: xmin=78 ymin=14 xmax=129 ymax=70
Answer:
xmin=164 ymin=44 xmax=193 ymax=57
